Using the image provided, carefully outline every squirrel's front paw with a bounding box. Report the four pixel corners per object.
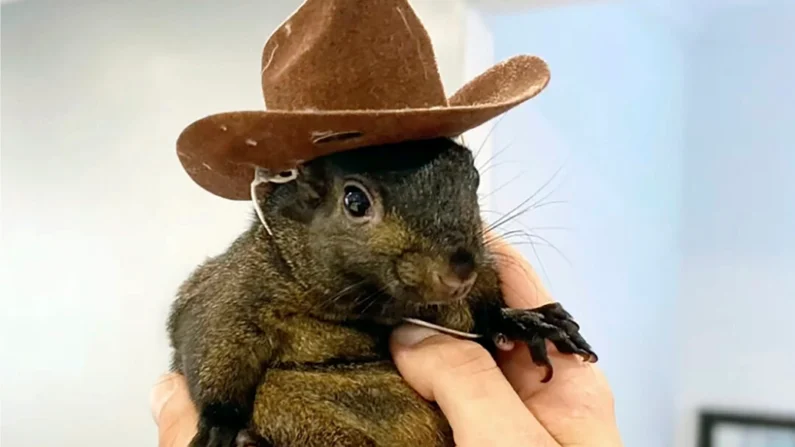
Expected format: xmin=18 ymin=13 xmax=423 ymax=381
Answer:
xmin=190 ymin=403 xmax=269 ymax=447
xmin=190 ymin=426 xmax=269 ymax=447
xmin=497 ymin=302 xmax=598 ymax=383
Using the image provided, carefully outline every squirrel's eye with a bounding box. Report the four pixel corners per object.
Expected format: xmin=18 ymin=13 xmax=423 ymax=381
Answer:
xmin=343 ymin=183 xmax=372 ymax=220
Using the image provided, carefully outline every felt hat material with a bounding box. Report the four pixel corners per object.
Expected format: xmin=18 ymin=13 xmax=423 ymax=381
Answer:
xmin=176 ymin=0 xmax=550 ymax=200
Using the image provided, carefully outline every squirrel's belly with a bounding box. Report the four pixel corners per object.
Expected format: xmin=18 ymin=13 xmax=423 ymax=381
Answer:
xmin=250 ymin=362 xmax=453 ymax=447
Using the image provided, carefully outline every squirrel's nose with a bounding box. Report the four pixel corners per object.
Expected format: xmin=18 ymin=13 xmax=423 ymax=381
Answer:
xmin=433 ymin=248 xmax=478 ymax=300
xmin=449 ymin=247 xmax=476 ymax=280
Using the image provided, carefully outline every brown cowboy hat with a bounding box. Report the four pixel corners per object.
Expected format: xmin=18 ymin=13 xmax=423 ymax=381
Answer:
xmin=176 ymin=0 xmax=550 ymax=200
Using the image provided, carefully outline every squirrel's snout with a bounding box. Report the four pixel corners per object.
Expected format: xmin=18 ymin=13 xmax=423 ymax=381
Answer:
xmin=432 ymin=270 xmax=477 ymax=301
xmin=432 ymin=248 xmax=478 ymax=301
xmin=395 ymin=247 xmax=480 ymax=303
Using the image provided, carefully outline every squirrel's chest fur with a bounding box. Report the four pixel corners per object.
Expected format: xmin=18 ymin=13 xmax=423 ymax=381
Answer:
xmin=264 ymin=311 xmax=388 ymax=365
xmin=247 ymin=296 xmax=456 ymax=446
xmin=257 ymin=293 xmax=476 ymax=367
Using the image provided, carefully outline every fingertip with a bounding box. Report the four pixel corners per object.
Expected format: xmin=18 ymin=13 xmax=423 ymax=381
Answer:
xmin=390 ymin=324 xmax=443 ymax=348
xmin=389 ymin=325 xmax=457 ymax=401
xmin=484 ymin=233 xmax=552 ymax=309
xmin=150 ymin=373 xmax=199 ymax=446
xmin=389 ymin=328 xmax=555 ymax=445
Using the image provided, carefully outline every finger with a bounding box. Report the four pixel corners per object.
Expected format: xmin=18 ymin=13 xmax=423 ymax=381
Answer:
xmin=498 ymin=344 xmax=599 ymax=402
xmin=485 ymin=233 xmax=622 ymax=445
xmin=500 ymin=347 xmax=622 ymax=446
xmin=488 ymin=232 xmax=588 ymax=389
xmin=486 ymin=230 xmax=552 ymax=309
xmin=390 ymin=324 xmax=559 ymax=447
xmin=486 ymin=233 xmax=598 ymax=393
xmin=150 ymin=373 xmax=199 ymax=447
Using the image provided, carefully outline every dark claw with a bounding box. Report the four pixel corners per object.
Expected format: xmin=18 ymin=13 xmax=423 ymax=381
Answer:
xmin=497 ymin=303 xmax=597 ymax=382
xmin=539 ymin=303 xmax=580 ymax=330
xmin=527 ymin=335 xmax=553 ymax=383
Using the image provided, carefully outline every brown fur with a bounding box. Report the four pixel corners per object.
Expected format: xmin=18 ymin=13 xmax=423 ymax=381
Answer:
xmin=167 ymin=138 xmax=596 ymax=447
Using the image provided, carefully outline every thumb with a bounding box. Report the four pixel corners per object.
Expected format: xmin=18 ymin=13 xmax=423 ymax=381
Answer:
xmin=389 ymin=325 xmax=558 ymax=447
xmin=150 ymin=373 xmax=199 ymax=447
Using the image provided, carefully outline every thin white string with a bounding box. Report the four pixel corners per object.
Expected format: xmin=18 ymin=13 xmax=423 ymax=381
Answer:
xmin=250 ymin=168 xmax=273 ymax=237
xmin=261 ymin=44 xmax=279 ymax=74
xmin=402 ymin=317 xmax=483 ymax=339
xmin=250 ymin=167 xmax=299 ymax=237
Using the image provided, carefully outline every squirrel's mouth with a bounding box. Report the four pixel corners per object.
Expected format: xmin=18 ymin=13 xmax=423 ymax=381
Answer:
xmin=392 ymin=258 xmax=479 ymax=306
xmin=389 ymin=255 xmax=478 ymax=308
xmin=387 ymin=278 xmax=474 ymax=307
xmin=344 ymin=276 xmax=472 ymax=323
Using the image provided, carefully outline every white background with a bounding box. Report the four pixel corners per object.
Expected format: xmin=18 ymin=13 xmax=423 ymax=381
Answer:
xmin=0 ymin=1 xmax=496 ymax=445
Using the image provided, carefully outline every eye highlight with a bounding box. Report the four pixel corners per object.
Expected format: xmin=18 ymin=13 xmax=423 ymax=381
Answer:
xmin=342 ymin=181 xmax=373 ymax=221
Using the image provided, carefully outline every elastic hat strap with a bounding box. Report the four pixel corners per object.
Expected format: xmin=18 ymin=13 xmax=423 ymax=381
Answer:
xmin=250 ymin=167 xmax=299 ymax=236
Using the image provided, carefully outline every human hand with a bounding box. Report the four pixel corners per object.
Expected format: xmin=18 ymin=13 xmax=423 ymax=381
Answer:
xmin=150 ymin=372 xmax=198 ymax=446
xmin=389 ymin=236 xmax=623 ymax=446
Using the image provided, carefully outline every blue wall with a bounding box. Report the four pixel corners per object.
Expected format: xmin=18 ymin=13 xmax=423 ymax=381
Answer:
xmin=487 ymin=4 xmax=685 ymax=446
xmin=675 ymin=4 xmax=795 ymax=445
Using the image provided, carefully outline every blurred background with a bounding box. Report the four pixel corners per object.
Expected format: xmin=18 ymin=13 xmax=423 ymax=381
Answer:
xmin=1 ymin=0 xmax=793 ymax=446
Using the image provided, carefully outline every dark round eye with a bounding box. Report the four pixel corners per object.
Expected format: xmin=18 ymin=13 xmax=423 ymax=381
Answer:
xmin=343 ymin=183 xmax=372 ymax=219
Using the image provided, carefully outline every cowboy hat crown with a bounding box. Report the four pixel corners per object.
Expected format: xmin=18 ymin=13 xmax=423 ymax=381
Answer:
xmin=176 ymin=0 xmax=550 ymax=200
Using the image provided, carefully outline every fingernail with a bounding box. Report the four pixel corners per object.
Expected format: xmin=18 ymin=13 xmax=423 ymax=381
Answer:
xmin=149 ymin=373 xmax=178 ymax=422
xmin=392 ymin=325 xmax=441 ymax=346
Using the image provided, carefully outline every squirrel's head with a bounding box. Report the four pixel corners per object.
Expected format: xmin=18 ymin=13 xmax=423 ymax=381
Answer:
xmin=261 ymin=137 xmax=487 ymax=321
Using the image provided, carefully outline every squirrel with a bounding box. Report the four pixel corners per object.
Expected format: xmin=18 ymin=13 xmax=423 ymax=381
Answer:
xmin=167 ymin=137 xmax=597 ymax=447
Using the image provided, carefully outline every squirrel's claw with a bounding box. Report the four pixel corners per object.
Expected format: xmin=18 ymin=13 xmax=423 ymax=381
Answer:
xmin=497 ymin=303 xmax=598 ymax=383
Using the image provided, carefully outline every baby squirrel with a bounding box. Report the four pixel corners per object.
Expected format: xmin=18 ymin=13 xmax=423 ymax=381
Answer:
xmin=167 ymin=137 xmax=597 ymax=447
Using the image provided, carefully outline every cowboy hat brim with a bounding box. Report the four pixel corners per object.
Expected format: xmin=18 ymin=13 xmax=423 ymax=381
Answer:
xmin=176 ymin=55 xmax=549 ymax=200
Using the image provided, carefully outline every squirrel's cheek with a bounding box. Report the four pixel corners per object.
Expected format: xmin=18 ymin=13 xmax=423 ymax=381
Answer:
xmin=394 ymin=256 xmax=424 ymax=288
xmin=366 ymin=219 xmax=415 ymax=255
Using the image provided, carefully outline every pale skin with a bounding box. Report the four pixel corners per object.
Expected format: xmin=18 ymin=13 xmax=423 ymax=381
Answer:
xmin=150 ymin=236 xmax=623 ymax=446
